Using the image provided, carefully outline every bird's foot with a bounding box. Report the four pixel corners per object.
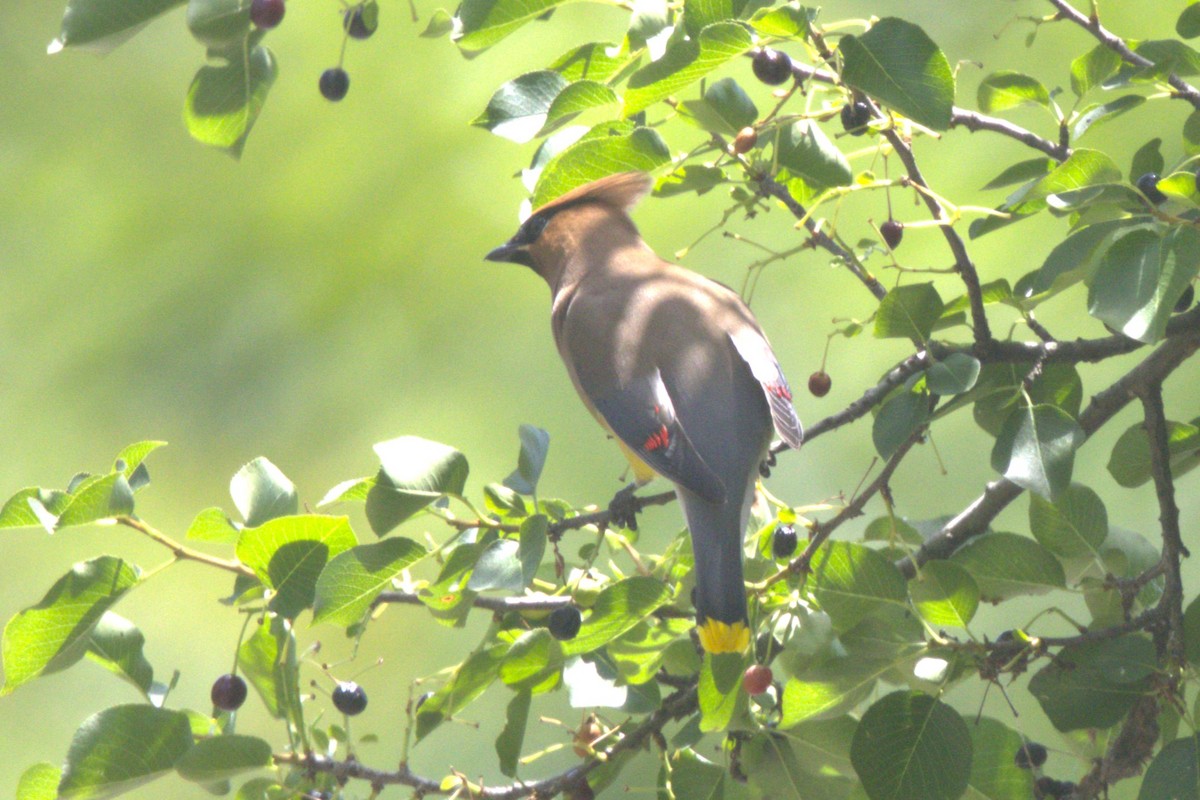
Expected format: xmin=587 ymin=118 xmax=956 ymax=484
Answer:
xmin=607 ymin=483 xmax=641 ymax=531
xmin=758 ymin=451 xmax=777 ymax=478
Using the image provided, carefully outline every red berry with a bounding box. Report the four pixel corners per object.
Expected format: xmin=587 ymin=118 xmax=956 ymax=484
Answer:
xmin=752 ymin=48 xmax=792 ymax=86
xmin=808 ymin=371 xmax=831 ymax=397
xmin=732 ymin=127 xmax=758 ymax=154
xmin=881 ymin=219 xmax=904 ymax=249
xmin=742 ymin=664 xmax=773 ymax=695
xmin=249 ymin=0 xmax=285 ymax=28
xmin=319 ymin=68 xmax=350 ymax=101
xmin=211 ymin=673 xmax=248 ymax=711
xmin=332 ymin=681 xmax=368 ymax=715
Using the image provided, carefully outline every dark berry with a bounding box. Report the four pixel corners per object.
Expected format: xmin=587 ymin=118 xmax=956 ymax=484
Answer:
xmin=1175 ymin=284 xmax=1195 ymax=314
xmin=572 ymin=719 xmax=603 ymax=757
xmin=772 ymin=524 xmax=798 ymax=559
xmin=733 ymin=126 xmax=758 ymax=154
xmin=548 ymin=605 xmax=583 ymax=641
xmin=840 ymin=100 xmax=872 ymax=136
xmin=808 ymin=370 xmax=831 ymax=397
xmin=211 ymin=673 xmax=248 ymax=711
xmin=742 ymin=664 xmax=773 ymax=695
xmin=343 ymin=3 xmax=377 ymax=39
xmin=881 ymin=219 xmax=904 ymax=249
xmin=1015 ymin=741 xmax=1048 ymax=769
xmin=332 ymin=681 xmax=368 ymax=715
xmin=319 ymin=68 xmax=350 ymax=101
xmin=752 ymin=48 xmax=793 ymax=86
xmin=995 ymin=630 xmax=1016 ymax=643
xmin=250 ymin=0 xmax=285 ymax=28
xmin=1034 ymin=777 xmax=1075 ymax=799
xmin=1135 ymin=172 xmax=1167 ymax=205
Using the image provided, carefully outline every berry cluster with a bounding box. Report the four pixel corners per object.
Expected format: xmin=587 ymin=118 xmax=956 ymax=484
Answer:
xmin=320 ymin=2 xmax=378 ymax=101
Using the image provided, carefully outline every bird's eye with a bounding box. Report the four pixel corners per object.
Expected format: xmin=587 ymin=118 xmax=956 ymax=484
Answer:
xmin=518 ymin=214 xmax=549 ymax=244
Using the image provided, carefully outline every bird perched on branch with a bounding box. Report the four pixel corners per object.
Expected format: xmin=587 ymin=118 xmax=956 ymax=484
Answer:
xmin=486 ymin=172 xmax=803 ymax=653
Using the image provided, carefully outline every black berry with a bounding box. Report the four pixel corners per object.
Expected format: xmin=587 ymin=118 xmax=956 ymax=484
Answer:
xmin=548 ymin=605 xmax=582 ymax=641
xmin=808 ymin=370 xmax=831 ymax=397
xmin=772 ymin=524 xmax=798 ymax=559
xmin=752 ymin=48 xmax=792 ymax=86
xmin=1135 ymin=172 xmax=1167 ymax=205
xmin=332 ymin=681 xmax=368 ymax=715
xmin=211 ymin=673 xmax=248 ymax=711
xmin=343 ymin=3 xmax=377 ymax=39
xmin=250 ymin=0 xmax=285 ymax=28
xmin=840 ymin=100 xmax=872 ymax=136
xmin=881 ymin=219 xmax=904 ymax=249
xmin=319 ymin=68 xmax=350 ymax=101
xmin=733 ymin=126 xmax=758 ymax=154
xmin=1034 ymin=777 xmax=1075 ymax=799
xmin=742 ymin=664 xmax=773 ymax=695
xmin=1175 ymin=284 xmax=1194 ymax=314
xmin=1015 ymin=741 xmax=1048 ymax=769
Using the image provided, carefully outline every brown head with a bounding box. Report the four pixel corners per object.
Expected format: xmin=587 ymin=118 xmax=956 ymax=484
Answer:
xmin=485 ymin=172 xmax=654 ymax=291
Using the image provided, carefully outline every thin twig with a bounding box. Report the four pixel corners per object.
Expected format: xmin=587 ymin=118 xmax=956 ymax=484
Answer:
xmin=116 ymin=515 xmax=256 ymax=578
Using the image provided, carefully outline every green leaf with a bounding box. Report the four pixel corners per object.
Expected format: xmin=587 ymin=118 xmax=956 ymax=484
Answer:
xmin=749 ymin=2 xmax=814 ymax=38
xmin=186 ymin=507 xmax=239 ymax=543
xmin=1184 ymin=594 xmax=1200 ymax=667
xmin=809 ymin=541 xmax=906 ymax=631
xmin=0 ymin=487 xmax=70 ymax=530
xmin=540 ymin=81 xmax=620 ymax=137
xmin=17 ymin=763 xmax=60 ymax=800
xmin=838 ymin=18 xmax=955 ymax=131
xmin=505 ymin=424 xmax=550 ymax=495
xmin=872 ymin=391 xmax=928 ymax=460
xmin=1070 ymin=43 xmax=1121 ymax=96
xmin=59 ymin=705 xmax=193 ymax=799
xmin=661 ymin=749 xmax=730 ymax=800
xmin=186 ymin=0 xmax=249 ymax=48
xmin=86 ymin=612 xmax=155 ymax=696
xmin=532 ymin=124 xmax=670 ymax=207
xmin=495 ymin=689 xmax=532 ymax=777
xmin=2 ymin=556 xmax=140 ymax=695
xmin=981 ymin=158 xmax=1054 ymax=191
xmin=925 ymin=353 xmax=981 ymax=396
xmin=366 ymin=436 xmax=469 ymax=535
xmin=850 ymin=691 xmax=971 ymax=800
xmin=236 ymin=515 xmax=357 ymax=618
xmin=967 ymin=718 xmax=1035 ymax=800
xmin=1090 ymin=227 xmax=1200 ymax=343
xmin=1022 ymin=218 xmax=1141 ymax=301
xmin=1130 ymin=138 xmax=1164 ymax=182
xmin=972 ymin=363 xmax=1082 ymax=436
xmin=682 ymin=0 xmax=741 ymax=36
xmin=873 ymin=283 xmax=944 ymax=342
xmin=775 ymin=119 xmax=853 ymax=189
xmin=499 ymin=628 xmax=563 ymax=690
xmin=313 ymin=536 xmax=426 ymax=626
xmin=623 ymin=23 xmax=753 ymax=117
xmin=467 ymin=539 xmax=525 ymax=592
xmin=1107 ymin=417 xmax=1200 ymax=488
xmin=1140 ymin=735 xmax=1200 ymax=800
xmin=415 ymin=643 xmax=508 ymax=740
xmin=420 ymin=8 xmax=454 ymax=37
xmin=698 ymin=652 xmax=745 ymax=731
xmin=238 ymin=616 xmax=295 ymax=719
xmin=175 ymin=735 xmax=272 ymax=783
xmin=607 ymin=621 xmax=676 ymax=684
xmin=518 ymin=515 xmax=548 ymax=587
xmin=1028 ymin=636 xmax=1155 ymax=731
xmin=561 ymin=576 xmax=672 ymax=655
xmin=678 ymin=77 xmax=758 ymax=136
xmin=55 ymin=472 xmax=135 ymax=529
xmin=976 ymin=71 xmax=1050 ymax=113
xmin=317 ymin=476 xmax=374 ymax=507
xmin=455 ymin=0 xmax=575 ymax=53
xmin=741 ymin=734 xmax=812 ymax=798
xmin=230 ymin=457 xmax=297 ymax=528
xmin=950 ymin=532 xmax=1065 ymax=601
xmin=910 ymin=561 xmax=978 ymax=628
xmin=1028 ymin=483 xmax=1107 ymax=559
xmin=990 ymin=404 xmax=1084 ymax=499
xmin=1031 ymin=148 xmax=1123 ymax=203
xmin=184 ymin=46 xmax=277 ymax=158
xmin=1180 ymin=4 xmax=1200 ymax=38
xmin=779 ymin=665 xmax=877 ymax=727
xmin=473 ymin=71 xmax=569 ymax=143
xmin=1071 ymin=94 xmax=1145 ymax=140
xmin=550 ymin=41 xmax=632 ymax=82
xmin=49 ymin=0 xmax=184 ymax=52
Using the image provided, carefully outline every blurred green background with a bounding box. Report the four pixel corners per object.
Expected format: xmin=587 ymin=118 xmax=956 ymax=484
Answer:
xmin=2 ymin=0 xmax=1197 ymax=796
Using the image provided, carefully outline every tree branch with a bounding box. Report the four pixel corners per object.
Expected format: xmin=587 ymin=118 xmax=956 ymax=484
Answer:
xmin=948 ymin=108 xmax=1070 ymax=161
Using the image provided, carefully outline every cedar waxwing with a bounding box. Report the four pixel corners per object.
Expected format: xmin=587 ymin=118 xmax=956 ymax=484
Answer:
xmin=486 ymin=172 xmax=804 ymax=653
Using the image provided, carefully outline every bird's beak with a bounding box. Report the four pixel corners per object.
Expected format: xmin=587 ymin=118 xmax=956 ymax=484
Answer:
xmin=485 ymin=241 xmax=534 ymax=268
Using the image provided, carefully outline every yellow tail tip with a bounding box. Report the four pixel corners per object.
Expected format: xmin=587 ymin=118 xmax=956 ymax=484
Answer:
xmin=697 ymin=619 xmax=750 ymax=654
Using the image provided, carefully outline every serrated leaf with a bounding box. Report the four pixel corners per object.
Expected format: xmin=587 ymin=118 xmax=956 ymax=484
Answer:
xmin=874 ymin=283 xmax=944 ymax=341
xmin=175 ymin=735 xmax=272 ymax=783
xmin=1107 ymin=417 xmax=1200 ymax=488
xmin=925 ymin=353 xmax=981 ymax=396
xmin=749 ymin=2 xmax=813 ymax=38
xmin=698 ymin=652 xmax=744 ymax=731
xmin=678 ymin=77 xmax=758 ymax=136
xmin=1089 ymin=227 xmax=1200 ymax=343
xmin=532 ymin=124 xmax=670 ymax=207
xmin=238 ymin=616 xmax=295 ymax=719
xmin=2 ymin=556 xmax=140 ymax=695
xmin=775 ymin=119 xmax=852 ymax=189
xmin=850 ymin=691 xmax=971 ymax=800
xmin=473 ymin=71 xmax=569 ymax=143
xmin=910 ymin=561 xmax=978 ymax=627
xmin=313 ymin=536 xmax=426 ymax=625
xmin=561 ymin=576 xmax=673 ymax=655
xmin=872 ymin=391 xmax=928 ymax=460
xmin=990 ymin=404 xmax=1084 ymax=499
xmin=977 ymin=71 xmax=1050 ymax=112
xmin=467 ymin=539 xmax=525 ymax=592
xmin=455 ymin=0 xmax=575 ymax=53
xmin=184 ymin=45 xmax=277 ymax=158
xmin=981 ymin=158 xmax=1054 ymax=191
xmin=54 ymin=472 xmax=135 ymax=530
xmin=950 ymin=532 xmax=1065 ymax=601
xmin=809 ymin=541 xmax=906 ymax=630
xmin=1028 ymin=483 xmax=1107 ymax=559
xmin=50 ymin=0 xmax=184 ymax=52
xmin=622 ymin=22 xmax=753 ymax=117
xmin=550 ymin=41 xmax=631 ymax=82
xmin=230 ymin=457 xmax=297 ymax=528
xmin=1028 ymin=636 xmax=1154 ymax=731
xmin=839 ymin=18 xmax=955 ymax=131
xmin=500 ymin=628 xmax=563 ymax=690
xmin=86 ymin=612 xmax=154 ymax=696
xmin=1071 ymin=94 xmax=1145 ymax=140
xmin=17 ymin=763 xmax=60 ymax=800
xmin=59 ymin=705 xmax=193 ymax=799
xmin=366 ymin=436 xmax=468 ymax=535
xmin=495 ymin=689 xmax=532 ymax=777
xmin=186 ymin=507 xmax=239 ymax=543
xmin=317 ymin=476 xmax=374 ymax=507
xmin=0 ymin=487 xmax=70 ymax=530
xmin=236 ymin=515 xmax=357 ymax=618
xmin=1070 ymin=43 xmax=1121 ymax=96
xmin=415 ymin=643 xmax=508 ymax=740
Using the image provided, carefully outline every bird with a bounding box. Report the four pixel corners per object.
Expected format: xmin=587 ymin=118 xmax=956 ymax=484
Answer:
xmin=486 ymin=172 xmax=803 ymax=653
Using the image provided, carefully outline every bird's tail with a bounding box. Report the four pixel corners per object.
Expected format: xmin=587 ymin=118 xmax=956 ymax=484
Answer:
xmin=679 ymin=485 xmax=753 ymax=654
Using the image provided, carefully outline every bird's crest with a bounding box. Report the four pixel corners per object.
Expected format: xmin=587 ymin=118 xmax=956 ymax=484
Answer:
xmin=533 ymin=172 xmax=653 ymax=217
